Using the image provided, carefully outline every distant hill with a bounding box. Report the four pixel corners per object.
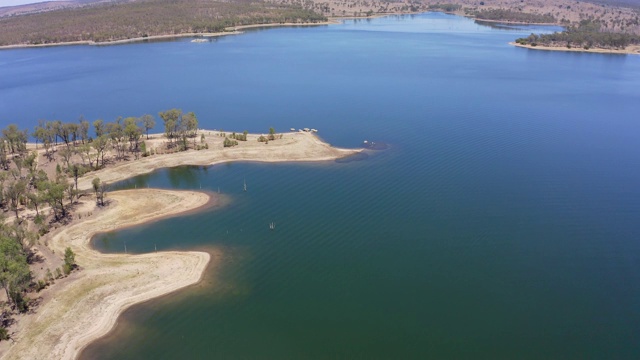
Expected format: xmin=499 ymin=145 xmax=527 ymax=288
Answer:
xmin=585 ymin=0 xmax=640 ymax=9
xmin=0 ymin=0 xmax=121 ymax=17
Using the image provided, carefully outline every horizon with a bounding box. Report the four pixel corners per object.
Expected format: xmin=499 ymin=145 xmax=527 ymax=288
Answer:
xmin=0 ymin=0 xmax=63 ymax=8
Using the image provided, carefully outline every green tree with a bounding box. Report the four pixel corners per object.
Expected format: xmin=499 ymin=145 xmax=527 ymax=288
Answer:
xmin=0 ymin=236 xmax=30 ymax=310
xmin=123 ymin=117 xmax=142 ymax=153
xmin=2 ymin=124 xmax=28 ymax=155
xmin=140 ymin=114 xmax=156 ymax=140
xmin=63 ymin=247 xmax=75 ymax=275
xmin=268 ymin=127 xmax=276 ymax=141
xmin=159 ymin=109 xmax=182 ymax=143
xmin=93 ymin=119 xmax=105 ymax=138
xmin=5 ymin=180 xmax=26 ymax=220
xmin=92 ymin=135 xmax=109 ymax=168
xmin=92 ymin=177 xmax=107 ymax=206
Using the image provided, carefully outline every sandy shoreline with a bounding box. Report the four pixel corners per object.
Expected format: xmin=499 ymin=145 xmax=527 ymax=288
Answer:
xmin=510 ymin=41 xmax=640 ymax=55
xmin=1 ymin=130 xmax=360 ymax=360
xmin=2 ymin=189 xmax=212 ymax=360
xmin=76 ymin=131 xmax=362 ymax=191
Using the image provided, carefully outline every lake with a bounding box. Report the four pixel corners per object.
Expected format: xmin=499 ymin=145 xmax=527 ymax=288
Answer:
xmin=2 ymin=12 xmax=640 ymax=359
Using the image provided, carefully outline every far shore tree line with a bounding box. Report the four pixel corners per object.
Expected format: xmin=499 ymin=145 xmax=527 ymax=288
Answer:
xmin=515 ymin=19 xmax=640 ymax=50
xmin=0 ymin=108 xmax=285 ymax=339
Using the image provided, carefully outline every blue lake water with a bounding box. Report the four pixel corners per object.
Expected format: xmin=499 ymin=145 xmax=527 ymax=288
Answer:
xmin=2 ymin=12 xmax=640 ymax=359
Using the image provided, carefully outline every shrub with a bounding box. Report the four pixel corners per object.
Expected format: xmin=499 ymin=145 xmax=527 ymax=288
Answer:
xmin=0 ymin=327 xmax=8 ymax=341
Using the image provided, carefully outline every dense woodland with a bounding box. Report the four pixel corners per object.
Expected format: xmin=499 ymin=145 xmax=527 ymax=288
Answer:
xmin=516 ymin=19 xmax=640 ymax=49
xmin=0 ymin=0 xmax=326 ymax=45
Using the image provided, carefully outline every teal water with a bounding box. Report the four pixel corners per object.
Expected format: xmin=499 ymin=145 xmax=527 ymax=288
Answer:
xmin=2 ymin=12 xmax=640 ymax=359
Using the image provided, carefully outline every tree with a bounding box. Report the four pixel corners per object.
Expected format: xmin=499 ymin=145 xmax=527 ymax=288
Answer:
xmin=182 ymin=112 xmax=198 ymax=137
xmin=268 ymin=127 xmax=276 ymax=141
xmin=58 ymin=146 xmax=74 ymax=170
xmin=0 ymin=236 xmax=30 ymax=310
xmin=78 ymin=143 xmax=93 ymax=169
xmin=92 ymin=177 xmax=107 ymax=206
xmin=63 ymin=247 xmax=75 ymax=275
xmin=5 ymin=180 xmax=26 ymax=220
xmin=106 ymin=119 xmax=126 ymax=160
xmin=93 ymin=119 xmax=105 ymax=138
xmin=2 ymin=124 xmax=28 ymax=155
xmin=92 ymin=135 xmax=109 ymax=168
xmin=159 ymin=109 xmax=182 ymax=142
xmin=78 ymin=116 xmax=90 ymax=144
xmin=123 ymin=117 xmax=142 ymax=153
xmin=43 ymin=177 xmax=67 ymax=220
xmin=26 ymin=191 xmax=42 ymax=217
xmin=140 ymin=114 xmax=155 ymax=140
xmin=0 ymin=140 xmax=9 ymax=171
xmin=70 ymin=163 xmax=85 ymax=197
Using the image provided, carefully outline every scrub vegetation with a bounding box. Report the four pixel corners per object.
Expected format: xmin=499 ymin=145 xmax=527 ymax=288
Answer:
xmin=0 ymin=0 xmax=326 ymax=46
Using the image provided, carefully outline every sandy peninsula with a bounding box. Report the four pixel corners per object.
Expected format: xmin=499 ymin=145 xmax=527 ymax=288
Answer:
xmin=1 ymin=130 xmax=360 ymax=360
xmin=76 ymin=131 xmax=361 ymax=191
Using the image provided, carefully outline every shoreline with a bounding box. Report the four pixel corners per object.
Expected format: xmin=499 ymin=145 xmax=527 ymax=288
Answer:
xmin=0 ymin=21 xmax=336 ymax=50
xmin=2 ymin=189 xmax=213 ymax=360
xmin=2 ymin=130 xmax=361 ymax=360
xmin=510 ymin=41 xmax=640 ymax=55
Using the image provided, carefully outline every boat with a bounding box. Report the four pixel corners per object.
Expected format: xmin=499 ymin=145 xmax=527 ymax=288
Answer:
xmin=269 ymin=222 xmax=275 ymax=230
xmin=243 ymin=178 xmax=247 ymax=192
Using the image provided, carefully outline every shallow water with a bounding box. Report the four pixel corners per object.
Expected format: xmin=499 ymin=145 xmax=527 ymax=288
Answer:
xmin=2 ymin=12 xmax=640 ymax=359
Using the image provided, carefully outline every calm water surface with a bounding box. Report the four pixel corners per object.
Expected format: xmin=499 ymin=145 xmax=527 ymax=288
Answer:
xmin=2 ymin=13 xmax=640 ymax=359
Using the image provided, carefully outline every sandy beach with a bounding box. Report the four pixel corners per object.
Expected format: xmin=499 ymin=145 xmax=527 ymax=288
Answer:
xmin=510 ymin=42 xmax=640 ymax=55
xmin=0 ymin=130 xmax=359 ymax=360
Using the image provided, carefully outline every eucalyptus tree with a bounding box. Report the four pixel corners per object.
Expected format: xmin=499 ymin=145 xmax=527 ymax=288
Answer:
xmin=79 ymin=116 xmax=90 ymax=144
xmin=5 ymin=179 xmax=26 ymax=220
xmin=159 ymin=108 xmax=182 ymax=143
xmin=93 ymin=119 xmax=105 ymax=138
xmin=140 ymin=114 xmax=156 ymax=140
xmin=0 ymin=235 xmax=30 ymax=310
xmin=92 ymin=135 xmax=109 ymax=168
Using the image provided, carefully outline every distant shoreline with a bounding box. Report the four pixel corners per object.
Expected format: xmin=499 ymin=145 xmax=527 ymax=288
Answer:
xmin=510 ymin=41 xmax=640 ymax=55
xmin=0 ymin=21 xmax=337 ymax=50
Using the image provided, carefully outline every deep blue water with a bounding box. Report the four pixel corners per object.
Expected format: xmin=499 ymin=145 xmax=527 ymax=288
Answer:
xmin=2 ymin=12 xmax=640 ymax=359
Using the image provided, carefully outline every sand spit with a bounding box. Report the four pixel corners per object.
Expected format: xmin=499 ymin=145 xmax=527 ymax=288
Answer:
xmin=76 ymin=131 xmax=361 ymax=191
xmin=2 ymin=189 xmax=211 ymax=360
